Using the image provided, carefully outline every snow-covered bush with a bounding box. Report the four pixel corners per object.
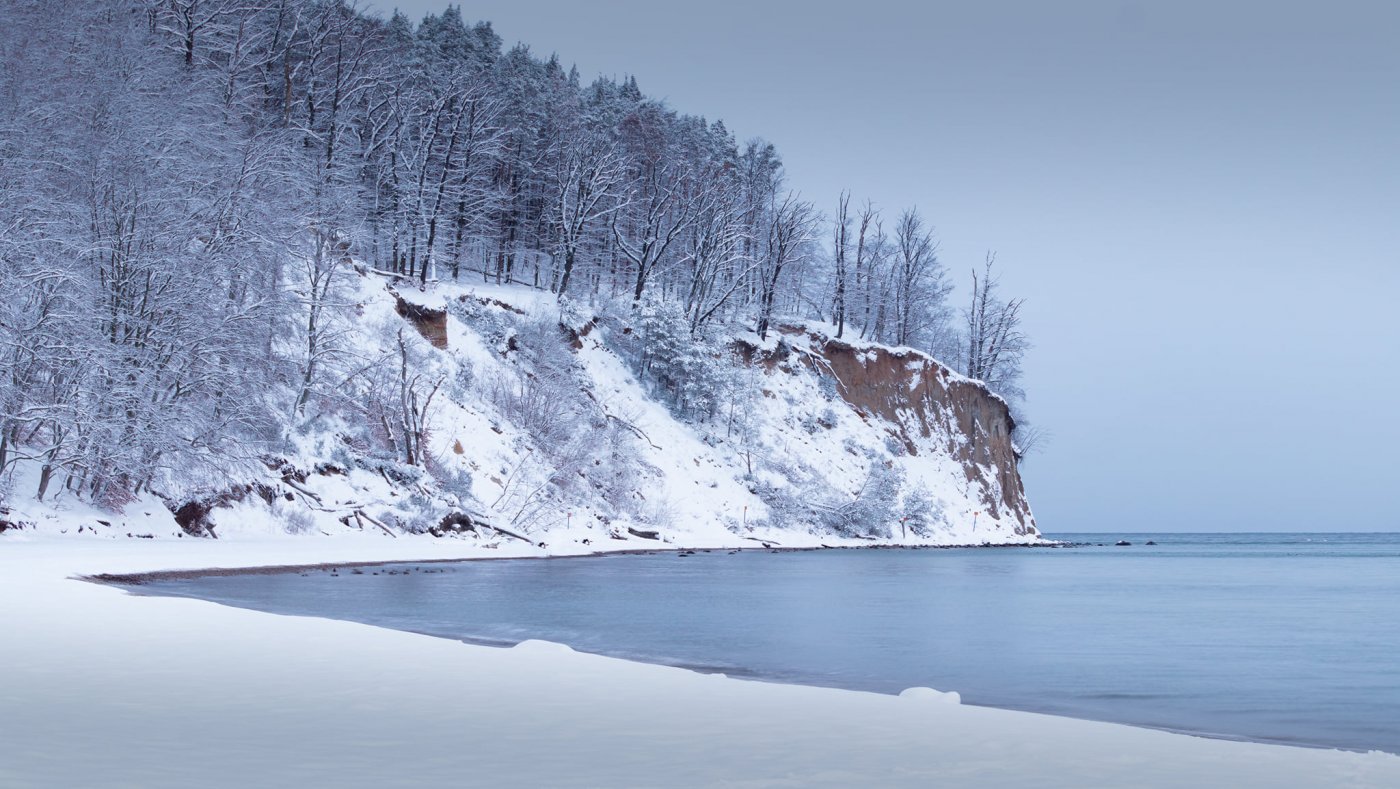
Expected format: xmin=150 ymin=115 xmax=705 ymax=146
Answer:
xmin=446 ymin=354 xmax=475 ymax=401
xmin=490 ymin=368 xmax=581 ymax=450
xmin=884 ymin=435 xmax=908 ymax=457
xmin=900 ymin=487 xmax=945 ymax=537
xmin=434 ymin=465 xmax=474 ymax=506
xmin=639 ymin=492 xmax=677 ymax=531
xmin=489 ymin=315 xmax=589 ymax=451
xmin=447 ymin=297 xmax=514 ymax=351
xmin=615 ymin=297 xmax=744 ymax=423
xmin=278 ymin=503 xmax=317 ymax=535
xmin=754 ymin=462 xmax=907 ymax=539
xmin=749 ymin=480 xmax=807 ymax=532
xmin=463 ymin=309 xmax=658 ymax=533
xmin=817 ymin=465 xmax=904 ymax=538
xmin=576 ymin=413 xmax=651 ymax=519
xmin=355 ymin=455 xmax=428 ymax=488
xmin=399 ymin=494 xmax=438 ymax=533
xmin=800 ymin=406 xmax=841 ymax=435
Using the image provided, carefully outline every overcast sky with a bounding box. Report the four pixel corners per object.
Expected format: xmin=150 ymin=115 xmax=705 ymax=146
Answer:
xmin=383 ymin=0 xmax=1399 ymax=533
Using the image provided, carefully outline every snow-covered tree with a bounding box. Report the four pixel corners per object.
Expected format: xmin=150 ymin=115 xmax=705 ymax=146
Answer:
xmin=0 ymin=0 xmax=1034 ymax=512
xmin=963 ymin=254 xmax=1028 ymax=401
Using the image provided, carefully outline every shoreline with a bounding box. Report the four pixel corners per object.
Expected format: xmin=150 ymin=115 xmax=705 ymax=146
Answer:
xmin=90 ymin=541 xmax=1386 ymax=758
xmin=77 ymin=539 xmax=1060 ymax=586
xmin=6 ymin=537 xmax=1399 ymax=788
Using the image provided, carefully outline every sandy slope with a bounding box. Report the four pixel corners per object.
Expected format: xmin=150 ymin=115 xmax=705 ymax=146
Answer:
xmin=2 ymin=538 xmax=1397 ymax=788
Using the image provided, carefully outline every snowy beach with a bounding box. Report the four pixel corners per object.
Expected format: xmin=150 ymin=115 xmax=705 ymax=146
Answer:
xmin=4 ymin=537 xmax=1399 ymax=789
xmin=4 ymin=0 xmax=1398 ymax=784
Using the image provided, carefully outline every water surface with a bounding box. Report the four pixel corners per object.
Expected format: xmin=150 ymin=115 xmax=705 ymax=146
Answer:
xmin=132 ymin=533 xmax=1400 ymax=753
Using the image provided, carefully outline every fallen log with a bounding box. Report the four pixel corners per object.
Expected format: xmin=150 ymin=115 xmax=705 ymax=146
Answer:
xmin=355 ymin=509 xmax=397 ymax=538
xmin=282 ymin=477 xmax=323 ymax=504
xmin=489 ymin=523 xmax=536 ymax=545
xmin=605 ymin=413 xmax=661 ymax=450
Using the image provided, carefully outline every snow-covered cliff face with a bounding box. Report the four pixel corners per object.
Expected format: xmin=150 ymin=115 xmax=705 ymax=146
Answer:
xmin=726 ymin=325 xmax=1036 ymax=542
xmin=789 ymin=331 xmax=1035 ymax=535
xmin=2 ymin=275 xmax=1036 ymax=546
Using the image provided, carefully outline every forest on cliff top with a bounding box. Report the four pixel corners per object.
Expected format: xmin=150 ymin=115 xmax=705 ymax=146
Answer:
xmin=0 ymin=0 xmax=1030 ymax=514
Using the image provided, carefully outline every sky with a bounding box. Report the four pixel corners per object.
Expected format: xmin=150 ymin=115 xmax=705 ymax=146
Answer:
xmin=382 ymin=0 xmax=1400 ymax=532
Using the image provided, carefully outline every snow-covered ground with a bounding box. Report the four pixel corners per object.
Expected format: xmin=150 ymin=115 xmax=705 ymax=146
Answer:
xmin=0 ymin=277 xmax=1385 ymax=786
xmin=3 ymin=274 xmax=1037 ymax=551
xmin=3 ymin=537 xmax=1398 ymax=788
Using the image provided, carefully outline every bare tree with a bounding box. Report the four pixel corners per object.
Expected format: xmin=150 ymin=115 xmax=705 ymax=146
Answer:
xmin=552 ymin=135 xmax=627 ymax=296
xmin=831 ymin=191 xmax=851 ymax=338
xmin=891 ymin=207 xmax=953 ymax=349
xmin=853 ymin=202 xmax=890 ymax=341
xmin=681 ymin=179 xmax=752 ymax=332
xmin=611 ymin=161 xmax=702 ymax=305
xmin=151 ymin=0 xmax=275 ymax=68
xmin=411 ymin=75 xmax=503 ymax=285
xmin=756 ymin=192 xmax=818 ymax=340
xmin=964 ymin=253 xmax=1028 ymax=400
xmin=391 ymin=328 xmax=444 ymax=466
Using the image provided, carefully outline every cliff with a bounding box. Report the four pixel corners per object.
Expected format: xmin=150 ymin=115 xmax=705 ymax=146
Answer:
xmin=1 ymin=276 xmax=1036 ymax=546
xmin=775 ymin=328 xmax=1034 ymax=535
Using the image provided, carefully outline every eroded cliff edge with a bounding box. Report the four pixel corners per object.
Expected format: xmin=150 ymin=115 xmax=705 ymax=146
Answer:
xmin=741 ymin=325 xmax=1036 ymax=537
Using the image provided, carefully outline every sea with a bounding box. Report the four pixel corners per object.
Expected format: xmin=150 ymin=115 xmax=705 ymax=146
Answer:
xmin=128 ymin=532 xmax=1400 ymax=753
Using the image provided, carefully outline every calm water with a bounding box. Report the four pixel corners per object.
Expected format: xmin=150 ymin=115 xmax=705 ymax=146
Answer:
xmin=132 ymin=533 xmax=1400 ymax=753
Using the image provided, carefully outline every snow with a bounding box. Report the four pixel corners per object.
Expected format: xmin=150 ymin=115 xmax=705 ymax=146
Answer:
xmin=3 ymin=538 xmax=1399 ymax=788
xmin=793 ymin=317 xmax=1001 ymax=395
xmin=3 ymin=274 xmax=1033 ymax=548
xmin=899 ymin=686 xmax=963 ymax=704
xmin=9 ymin=277 xmax=1336 ymax=784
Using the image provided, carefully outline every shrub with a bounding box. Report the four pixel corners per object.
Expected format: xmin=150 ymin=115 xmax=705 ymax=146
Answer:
xmin=620 ymin=297 xmax=744 ymax=423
